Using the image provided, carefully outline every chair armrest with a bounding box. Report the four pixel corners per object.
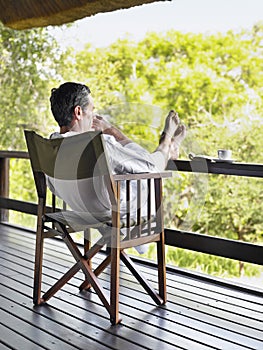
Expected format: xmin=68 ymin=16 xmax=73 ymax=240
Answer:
xmin=113 ymin=171 xmax=172 ymax=181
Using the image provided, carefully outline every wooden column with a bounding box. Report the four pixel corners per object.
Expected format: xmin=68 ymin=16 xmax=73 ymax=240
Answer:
xmin=0 ymin=157 xmax=10 ymax=222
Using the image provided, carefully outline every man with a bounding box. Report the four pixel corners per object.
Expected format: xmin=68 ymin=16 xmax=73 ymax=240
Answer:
xmin=50 ymin=82 xmax=186 ymax=173
xmin=48 ymin=82 xmax=186 ymax=251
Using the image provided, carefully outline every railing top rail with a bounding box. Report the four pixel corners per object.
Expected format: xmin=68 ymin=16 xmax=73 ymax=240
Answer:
xmin=1 ymin=151 xmax=263 ymax=176
xmin=0 ymin=151 xmax=29 ymax=159
xmin=167 ymin=159 xmax=263 ymax=178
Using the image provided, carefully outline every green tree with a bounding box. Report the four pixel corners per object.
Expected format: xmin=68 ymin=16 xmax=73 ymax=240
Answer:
xmin=0 ymin=24 xmax=69 ymax=227
xmin=0 ymin=23 xmax=67 ymax=149
xmin=3 ymin=22 xmax=263 ymax=278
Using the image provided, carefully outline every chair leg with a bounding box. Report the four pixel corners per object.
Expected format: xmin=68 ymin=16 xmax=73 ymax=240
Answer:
xmin=33 ymin=226 xmax=44 ymax=305
xmin=81 ymin=228 xmax=92 ymax=290
xmin=157 ymin=231 xmax=167 ymax=303
xmin=33 ymin=200 xmax=45 ymax=305
xmin=110 ymin=247 xmax=121 ymax=325
xmin=154 ymin=178 xmax=167 ymax=303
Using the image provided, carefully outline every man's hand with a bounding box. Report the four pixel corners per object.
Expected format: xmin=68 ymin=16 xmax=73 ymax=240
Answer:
xmin=92 ymin=114 xmax=112 ymax=132
xmin=92 ymin=114 xmax=131 ymax=145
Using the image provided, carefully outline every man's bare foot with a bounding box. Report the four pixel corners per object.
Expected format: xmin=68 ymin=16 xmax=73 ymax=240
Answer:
xmin=169 ymin=124 xmax=187 ymax=160
xmin=159 ymin=110 xmax=180 ymax=145
xmin=164 ymin=110 xmax=180 ymax=135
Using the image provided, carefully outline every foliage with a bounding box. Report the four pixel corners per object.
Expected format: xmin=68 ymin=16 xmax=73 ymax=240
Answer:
xmin=71 ymin=25 xmax=263 ymax=277
xmin=0 ymin=23 xmax=67 ymax=150
xmin=0 ymin=23 xmax=69 ymax=226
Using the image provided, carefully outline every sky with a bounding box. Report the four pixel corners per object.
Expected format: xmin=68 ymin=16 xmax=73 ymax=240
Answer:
xmin=51 ymin=0 xmax=263 ymax=49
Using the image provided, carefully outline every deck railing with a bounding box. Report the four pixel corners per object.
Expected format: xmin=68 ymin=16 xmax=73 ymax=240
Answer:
xmin=1 ymin=151 xmax=263 ymax=267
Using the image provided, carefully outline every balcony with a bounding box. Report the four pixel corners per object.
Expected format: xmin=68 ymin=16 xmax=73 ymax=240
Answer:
xmin=0 ymin=151 xmax=262 ymax=349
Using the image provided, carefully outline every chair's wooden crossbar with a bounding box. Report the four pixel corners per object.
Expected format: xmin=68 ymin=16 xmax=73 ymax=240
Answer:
xmin=120 ymin=233 xmax=160 ymax=249
xmin=42 ymin=261 xmax=81 ymax=302
xmin=84 ymin=236 xmax=108 ymax=260
xmin=120 ymin=250 xmax=164 ymax=305
xmin=43 ymin=226 xmax=63 ymax=238
xmin=112 ymin=172 xmax=171 ymax=180
xmin=79 ymin=254 xmax=112 ymax=291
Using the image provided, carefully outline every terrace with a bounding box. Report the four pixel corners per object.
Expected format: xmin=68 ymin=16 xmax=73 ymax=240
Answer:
xmin=0 ymin=151 xmax=262 ymax=349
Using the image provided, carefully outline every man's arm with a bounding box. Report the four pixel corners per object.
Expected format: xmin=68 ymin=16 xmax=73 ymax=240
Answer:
xmin=92 ymin=115 xmax=132 ymax=146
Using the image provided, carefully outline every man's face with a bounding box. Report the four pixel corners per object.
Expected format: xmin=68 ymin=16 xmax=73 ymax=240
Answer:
xmin=80 ymin=94 xmax=95 ymax=131
xmin=83 ymin=94 xmax=95 ymax=118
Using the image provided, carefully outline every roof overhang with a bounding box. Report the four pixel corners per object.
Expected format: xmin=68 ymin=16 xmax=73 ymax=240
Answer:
xmin=0 ymin=0 xmax=168 ymax=30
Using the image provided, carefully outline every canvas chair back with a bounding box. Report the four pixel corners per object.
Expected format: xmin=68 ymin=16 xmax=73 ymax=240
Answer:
xmin=24 ymin=130 xmax=116 ymax=208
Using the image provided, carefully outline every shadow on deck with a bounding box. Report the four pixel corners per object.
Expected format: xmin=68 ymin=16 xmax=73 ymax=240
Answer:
xmin=0 ymin=223 xmax=262 ymax=350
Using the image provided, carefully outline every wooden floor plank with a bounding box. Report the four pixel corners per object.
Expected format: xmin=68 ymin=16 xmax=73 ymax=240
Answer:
xmin=0 ymin=341 xmax=14 ymax=350
xmin=0 ymin=321 xmax=46 ymax=350
xmin=1 ymin=224 xmax=263 ymax=350
xmin=0 ymin=306 xmax=81 ymax=350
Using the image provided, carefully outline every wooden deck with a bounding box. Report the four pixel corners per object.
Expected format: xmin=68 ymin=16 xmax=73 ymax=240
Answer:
xmin=0 ymin=223 xmax=262 ymax=350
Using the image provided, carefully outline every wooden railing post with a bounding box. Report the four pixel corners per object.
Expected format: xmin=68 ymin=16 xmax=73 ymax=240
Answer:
xmin=0 ymin=157 xmax=10 ymax=222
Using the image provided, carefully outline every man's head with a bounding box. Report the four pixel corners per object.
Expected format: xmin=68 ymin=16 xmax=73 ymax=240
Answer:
xmin=50 ymin=82 xmax=91 ymax=127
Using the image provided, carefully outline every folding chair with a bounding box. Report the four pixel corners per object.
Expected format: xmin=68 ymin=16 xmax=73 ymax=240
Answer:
xmin=24 ymin=130 xmax=171 ymax=324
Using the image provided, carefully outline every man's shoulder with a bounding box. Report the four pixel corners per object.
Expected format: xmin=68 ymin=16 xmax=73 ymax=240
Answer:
xmin=49 ymin=131 xmax=79 ymax=139
xmin=50 ymin=132 xmax=63 ymax=139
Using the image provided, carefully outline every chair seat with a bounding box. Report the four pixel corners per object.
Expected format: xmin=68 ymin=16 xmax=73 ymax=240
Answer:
xmin=45 ymin=210 xmax=156 ymax=233
xmin=45 ymin=210 xmax=111 ymax=231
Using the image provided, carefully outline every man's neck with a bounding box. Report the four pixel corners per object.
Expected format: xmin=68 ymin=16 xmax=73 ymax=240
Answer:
xmin=60 ymin=125 xmax=71 ymax=134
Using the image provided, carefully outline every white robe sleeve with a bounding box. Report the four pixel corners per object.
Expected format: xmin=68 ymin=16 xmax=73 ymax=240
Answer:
xmin=103 ymin=135 xmax=158 ymax=174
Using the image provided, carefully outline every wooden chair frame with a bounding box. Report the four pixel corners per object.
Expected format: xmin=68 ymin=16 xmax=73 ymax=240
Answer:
xmin=24 ymin=130 xmax=171 ymax=324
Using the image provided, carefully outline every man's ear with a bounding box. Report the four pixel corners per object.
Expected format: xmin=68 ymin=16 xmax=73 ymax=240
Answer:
xmin=73 ymin=105 xmax=82 ymax=120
